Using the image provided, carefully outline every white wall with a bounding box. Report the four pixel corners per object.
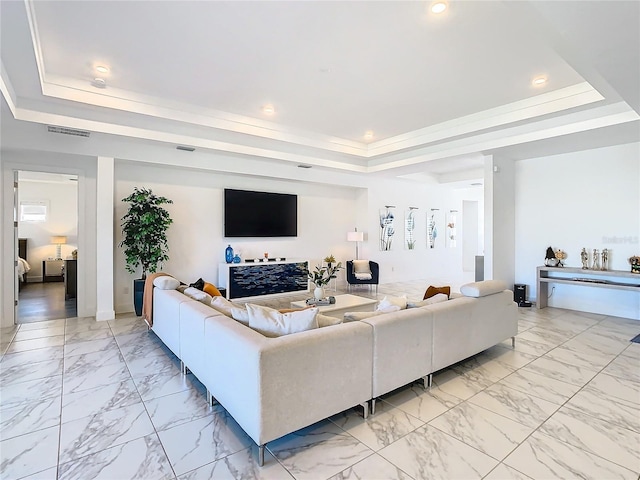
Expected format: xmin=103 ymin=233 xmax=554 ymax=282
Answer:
xmin=515 ymin=142 xmax=640 ymax=319
xmin=18 ymin=178 xmax=78 ymax=282
xmin=113 ymin=162 xmax=361 ymax=312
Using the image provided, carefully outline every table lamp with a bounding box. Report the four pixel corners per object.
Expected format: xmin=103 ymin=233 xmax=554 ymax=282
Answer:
xmin=51 ymin=236 xmax=67 ymax=260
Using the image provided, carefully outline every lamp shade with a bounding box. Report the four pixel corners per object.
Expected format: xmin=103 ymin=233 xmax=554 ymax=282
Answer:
xmin=50 ymin=236 xmax=67 ymax=245
xmin=347 ymin=231 xmax=364 ymax=242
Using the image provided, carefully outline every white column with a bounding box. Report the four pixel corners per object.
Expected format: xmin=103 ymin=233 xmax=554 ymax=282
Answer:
xmin=96 ymin=156 xmax=115 ymax=321
xmin=484 ymin=155 xmax=515 ymax=286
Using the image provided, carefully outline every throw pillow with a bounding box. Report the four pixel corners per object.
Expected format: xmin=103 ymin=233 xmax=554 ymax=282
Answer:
xmin=343 ymin=307 xmax=399 ymax=322
xmin=407 ymin=293 xmax=449 ymax=308
xmin=424 ymin=285 xmax=451 ymax=300
xmin=210 ymin=296 xmax=249 ymax=325
xmin=153 ymin=276 xmax=180 ymax=290
xmin=377 ymin=295 xmax=407 ymax=311
xmin=352 ymin=260 xmax=371 ymax=274
xmin=203 ymin=282 xmax=222 ymax=297
xmin=246 ymin=304 xmax=319 ymax=338
xmin=460 ymin=280 xmax=507 ymax=298
xmin=183 ymin=287 xmax=212 ymax=304
xmin=189 ymin=278 xmax=205 ymax=290
xmin=317 ymin=314 xmax=343 ymax=327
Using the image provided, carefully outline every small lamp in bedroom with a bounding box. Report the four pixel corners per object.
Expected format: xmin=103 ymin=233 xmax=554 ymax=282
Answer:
xmin=51 ymin=236 xmax=67 ymax=260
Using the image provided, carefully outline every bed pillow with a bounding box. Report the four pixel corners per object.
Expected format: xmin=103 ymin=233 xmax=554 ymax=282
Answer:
xmin=460 ymin=280 xmax=507 ymax=298
xmin=203 ymin=282 xmax=222 ymax=297
xmin=424 ymin=285 xmax=450 ymax=300
xmin=407 ymin=293 xmax=449 ymax=308
xmin=246 ymin=304 xmax=319 ymax=338
xmin=377 ymin=295 xmax=407 ymax=311
xmin=210 ymin=296 xmax=249 ymax=325
xmin=153 ymin=276 xmax=180 ymax=290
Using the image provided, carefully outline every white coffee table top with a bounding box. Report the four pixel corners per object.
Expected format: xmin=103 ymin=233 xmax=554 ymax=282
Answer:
xmin=290 ymin=294 xmax=377 ymax=313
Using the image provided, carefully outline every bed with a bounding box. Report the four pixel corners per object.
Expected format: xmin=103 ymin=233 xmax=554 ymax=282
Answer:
xmin=17 ymin=238 xmax=30 ymax=291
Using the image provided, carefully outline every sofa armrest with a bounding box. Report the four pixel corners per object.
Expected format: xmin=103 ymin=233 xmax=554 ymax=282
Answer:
xmin=204 ymin=316 xmax=373 ymax=446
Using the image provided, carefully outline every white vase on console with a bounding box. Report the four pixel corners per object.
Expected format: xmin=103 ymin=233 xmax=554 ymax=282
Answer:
xmin=314 ymin=286 xmax=325 ymax=300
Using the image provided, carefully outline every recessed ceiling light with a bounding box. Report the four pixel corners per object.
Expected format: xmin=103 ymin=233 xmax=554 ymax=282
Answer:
xmin=532 ymin=75 xmax=547 ymax=86
xmin=262 ymin=104 xmax=275 ymax=115
xmin=431 ymin=2 xmax=447 ymax=14
xmin=95 ymin=65 xmax=109 ymax=74
xmin=364 ymin=131 xmax=374 ymax=140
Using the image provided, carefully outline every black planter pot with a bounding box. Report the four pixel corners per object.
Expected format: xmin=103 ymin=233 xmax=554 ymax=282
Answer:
xmin=133 ymin=278 xmax=145 ymax=316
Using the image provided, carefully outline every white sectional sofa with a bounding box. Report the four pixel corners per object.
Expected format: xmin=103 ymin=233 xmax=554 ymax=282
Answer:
xmin=150 ymin=279 xmax=517 ymax=466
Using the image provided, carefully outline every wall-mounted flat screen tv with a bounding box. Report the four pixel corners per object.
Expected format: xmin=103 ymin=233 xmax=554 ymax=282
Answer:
xmin=224 ymin=189 xmax=297 ymax=237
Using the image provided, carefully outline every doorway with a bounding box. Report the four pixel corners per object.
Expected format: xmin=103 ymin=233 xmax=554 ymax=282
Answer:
xmin=16 ymin=171 xmax=79 ymax=324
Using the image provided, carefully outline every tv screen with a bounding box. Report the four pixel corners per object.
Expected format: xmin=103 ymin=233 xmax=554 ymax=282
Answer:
xmin=224 ymin=189 xmax=297 ymax=237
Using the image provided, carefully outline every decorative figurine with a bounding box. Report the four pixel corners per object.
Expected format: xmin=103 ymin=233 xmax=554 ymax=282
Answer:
xmin=580 ymin=248 xmax=589 ymax=269
xmin=555 ymin=249 xmax=567 ymax=267
xmin=601 ymin=249 xmax=609 ymax=271
xmin=629 ymin=256 xmax=640 ymax=274
xmin=545 ymin=246 xmax=558 ymax=266
xmin=591 ymin=249 xmax=600 ymax=270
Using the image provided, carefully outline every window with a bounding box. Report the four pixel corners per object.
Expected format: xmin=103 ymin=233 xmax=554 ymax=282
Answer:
xmin=20 ymin=201 xmax=48 ymax=222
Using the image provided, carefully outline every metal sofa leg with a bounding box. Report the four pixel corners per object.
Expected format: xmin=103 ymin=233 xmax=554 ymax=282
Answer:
xmin=419 ymin=374 xmax=433 ymax=390
xmin=371 ymin=398 xmax=376 ymax=415
xmin=180 ymin=361 xmax=189 ymax=375
xmin=206 ymin=390 xmax=218 ymax=406
xmin=360 ymin=402 xmax=369 ymax=419
xmin=258 ymin=444 xmax=265 ymax=467
xmin=512 ymin=336 xmax=516 ymax=348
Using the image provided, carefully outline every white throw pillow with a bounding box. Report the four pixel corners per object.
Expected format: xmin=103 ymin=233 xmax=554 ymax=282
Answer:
xmin=317 ymin=314 xmax=343 ymax=328
xmin=407 ymin=293 xmax=449 ymax=308
xmin=183 ymin=287 xmax=211 ymax=304
xmin=153 ymin=276 xmax=180 ymax=290
xmin=376 ymin=295 xmax=407 ymax=311
xmin=460 ymin=280 xmax=507 ymax=298
xmin=210 ymin=296 xmax=249 ymax=325
xmin=352 ymin=259 xmax=371 ymax=274
xmin=247 ymin=304 xmax=319 ymax=337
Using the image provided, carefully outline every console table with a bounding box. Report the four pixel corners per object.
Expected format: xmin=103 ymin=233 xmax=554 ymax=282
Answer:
xmin=536 ymin=266 xmax=640 ymax=309
xmin=218 ymin=259 xmax=309 ymax=300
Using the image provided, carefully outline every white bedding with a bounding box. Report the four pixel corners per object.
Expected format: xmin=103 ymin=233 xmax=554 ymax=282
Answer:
xmin=17 ymin=257 xmax=31 ymax=281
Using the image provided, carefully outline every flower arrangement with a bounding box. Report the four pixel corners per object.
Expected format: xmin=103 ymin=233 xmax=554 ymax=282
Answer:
xmin=308 ymin=261 xmax=343 ymax=287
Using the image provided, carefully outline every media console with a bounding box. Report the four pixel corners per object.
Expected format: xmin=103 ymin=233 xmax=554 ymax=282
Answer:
xmin=536 ymin=266 xmax=640 ymax=309
xmin=218 ymin=259 xmax=309 ymax=300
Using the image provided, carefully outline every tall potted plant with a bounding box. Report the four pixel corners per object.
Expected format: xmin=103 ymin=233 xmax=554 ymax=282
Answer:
xmin=120 ymin=187 xmax=173 ymax=315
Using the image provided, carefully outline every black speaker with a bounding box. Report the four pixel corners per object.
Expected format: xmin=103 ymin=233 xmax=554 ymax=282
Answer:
xmin=514 ymin=284 xmax=527 ymax=304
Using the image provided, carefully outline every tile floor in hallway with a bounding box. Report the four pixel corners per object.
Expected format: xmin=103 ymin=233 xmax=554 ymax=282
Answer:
xmin=1 ymin=281 xmax=639 ymax=480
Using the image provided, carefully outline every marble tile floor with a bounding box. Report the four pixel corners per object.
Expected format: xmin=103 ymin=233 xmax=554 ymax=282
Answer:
xmin=1 ymin=281 xmax=639 ymax=479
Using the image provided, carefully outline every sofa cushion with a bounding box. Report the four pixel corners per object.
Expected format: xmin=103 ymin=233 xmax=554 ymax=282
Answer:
xmin=424 ymin=285 xmax=450 ymax=299
xmin=377 ymin=295 xmax=407 ymax=311
xmin=246 ymin=304 xmax=319 ymax=337
xmin=203 ymin=282 xmax=222 ymax=297
xmin=460 ymin=280 xmax=507 ymax=298
xmin=153 ymin=276 xmax=180 ymax=290
xmin=210 ymin=296 xmax=249 ymax=325
xmin=344 ymin=306 xmax=400 ymax=322
xmin=317 ymin=314 xmax=343 ymax=327
xmin=407 ymin=293 xmax=449 ymax=308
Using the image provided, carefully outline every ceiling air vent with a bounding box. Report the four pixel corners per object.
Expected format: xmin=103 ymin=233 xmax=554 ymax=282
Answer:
xmin=176 ymin=145 xmax=195 ymax=152
xmin=47 ymin=126 xmax=91 ymax=137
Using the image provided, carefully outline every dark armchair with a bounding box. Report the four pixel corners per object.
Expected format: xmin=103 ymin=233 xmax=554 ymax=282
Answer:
xmin=346 ymin=260 xmax=379 ymax=293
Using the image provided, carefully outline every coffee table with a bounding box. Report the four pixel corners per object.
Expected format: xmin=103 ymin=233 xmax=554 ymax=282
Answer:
xmin=290 ymin=294 xmax=377 ymax=320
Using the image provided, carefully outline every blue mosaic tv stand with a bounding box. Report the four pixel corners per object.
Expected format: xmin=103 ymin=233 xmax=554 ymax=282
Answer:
xmin=218 ymin=259 xmax=309 ymax=300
